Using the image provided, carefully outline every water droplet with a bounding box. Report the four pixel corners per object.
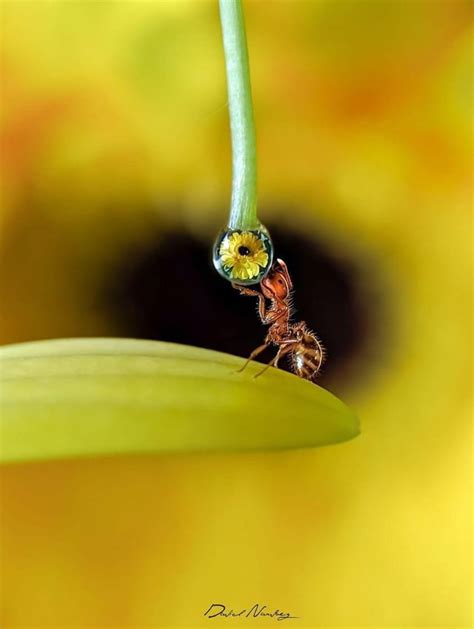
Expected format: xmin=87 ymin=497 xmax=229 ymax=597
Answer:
xmin=213 ymin=224 xmax=274 ymax=285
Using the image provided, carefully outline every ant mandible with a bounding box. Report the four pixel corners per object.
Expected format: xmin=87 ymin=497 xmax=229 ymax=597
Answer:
xmin=232 ymin=258 xmax=325 ymax=381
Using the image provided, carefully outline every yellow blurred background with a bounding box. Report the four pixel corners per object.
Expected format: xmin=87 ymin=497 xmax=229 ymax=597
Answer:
xmin=0 ymin=0 xmax=472 ymax=626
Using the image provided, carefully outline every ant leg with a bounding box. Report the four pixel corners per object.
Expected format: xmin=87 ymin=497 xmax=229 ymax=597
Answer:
xmin=232 ymin=283 xmax=283 ymax=327
xmin=253 ymin=344 xmax=293 ymax=379
xmin=236 ymin=343 xmax=269 ymax=374
xmin=231 ymin=283 xmax=260 ymax=297
xmin=232 ymin=284 xmax=272 ymax=326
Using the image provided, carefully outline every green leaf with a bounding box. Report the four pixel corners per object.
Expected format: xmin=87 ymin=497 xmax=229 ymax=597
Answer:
xmin=0 ymin=338 xmax=359 ymax=463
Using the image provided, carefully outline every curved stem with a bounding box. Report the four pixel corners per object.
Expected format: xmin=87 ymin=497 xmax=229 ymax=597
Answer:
xmin=219 ymin=0 xmax=258 ymax=231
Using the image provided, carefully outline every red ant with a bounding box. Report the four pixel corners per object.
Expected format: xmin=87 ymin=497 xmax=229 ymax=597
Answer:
xmin=232 ymin=258 xmax=325 ymax=381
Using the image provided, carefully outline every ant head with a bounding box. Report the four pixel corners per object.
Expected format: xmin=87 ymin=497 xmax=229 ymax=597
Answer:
xmin=261 ymin=258 xmax=293 ymax=299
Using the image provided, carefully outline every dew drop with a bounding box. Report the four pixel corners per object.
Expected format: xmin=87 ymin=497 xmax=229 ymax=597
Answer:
xmin=213 ymin=224 xmax=274 ymax=285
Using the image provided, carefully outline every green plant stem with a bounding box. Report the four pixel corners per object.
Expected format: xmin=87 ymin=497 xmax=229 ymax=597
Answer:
xmin=219 ymin=0 xmax=258 ymax=231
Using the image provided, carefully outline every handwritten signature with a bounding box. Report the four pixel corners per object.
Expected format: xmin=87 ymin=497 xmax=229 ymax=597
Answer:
xmin=204 ymin=603 xmax=299 ymax=621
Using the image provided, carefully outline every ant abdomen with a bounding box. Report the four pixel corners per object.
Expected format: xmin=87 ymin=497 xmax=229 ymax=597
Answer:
xmin=290 ymin=329 xmax=325 ymax=381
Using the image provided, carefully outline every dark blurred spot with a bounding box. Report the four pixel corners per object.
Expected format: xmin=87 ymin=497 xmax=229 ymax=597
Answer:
xmin=104 ymin=224 xmax=372 ymax=386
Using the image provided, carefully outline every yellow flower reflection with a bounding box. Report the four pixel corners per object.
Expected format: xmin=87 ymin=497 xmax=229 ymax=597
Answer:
xmin=219 ymin=231 xmax=269 ymax=280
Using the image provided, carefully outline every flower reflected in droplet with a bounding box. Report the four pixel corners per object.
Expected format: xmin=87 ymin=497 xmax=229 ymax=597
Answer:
xmin=218 ymin=231 xmax=269 ymax=280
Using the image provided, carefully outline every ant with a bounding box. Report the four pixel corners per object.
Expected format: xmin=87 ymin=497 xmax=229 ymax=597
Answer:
xmin=232 ymin=258 xmax=325 ymax=381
